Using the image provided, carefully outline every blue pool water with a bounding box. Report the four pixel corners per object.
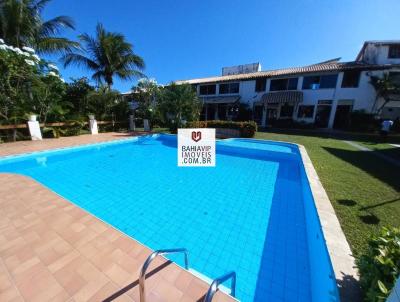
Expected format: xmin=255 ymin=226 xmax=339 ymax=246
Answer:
xmin=0 ymin=134 xmax=339 ymax=302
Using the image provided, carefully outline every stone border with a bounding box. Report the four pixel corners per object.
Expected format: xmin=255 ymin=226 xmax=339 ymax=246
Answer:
xmin=298 ymin=144 xmax=361 ymax=301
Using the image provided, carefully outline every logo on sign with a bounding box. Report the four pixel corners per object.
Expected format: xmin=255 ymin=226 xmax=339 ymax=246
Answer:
xmin=191 ymin=131 xmax=202 ymax=142
xmin=178 ymin=128 xmax=216 ymax=167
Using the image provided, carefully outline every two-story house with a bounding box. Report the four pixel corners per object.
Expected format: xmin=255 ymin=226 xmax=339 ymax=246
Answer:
xmin=175 ymin=40 xmax=400 ymax=129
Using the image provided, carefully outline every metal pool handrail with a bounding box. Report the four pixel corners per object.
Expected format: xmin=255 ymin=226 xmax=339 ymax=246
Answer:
xmin=139 ymin=248 xmax=189 ymax=302
xmin=203 ymin=271 xmax=237 ymax=302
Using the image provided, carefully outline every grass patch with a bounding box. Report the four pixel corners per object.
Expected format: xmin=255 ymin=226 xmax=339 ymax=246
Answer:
xmin=357 ymin=142 xmax=400 ymax=161
xmin=254 ymin=130 xmax=400 ymax=257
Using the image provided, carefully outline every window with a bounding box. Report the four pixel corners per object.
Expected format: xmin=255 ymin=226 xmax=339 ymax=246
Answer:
xmin=255 ymin=78 xmax=267 ymax=92
xmin=388 ymin=44 xmax=400 ymax=58
xmin=199 ymin=84 xmax=216 ymax=95
xmin=302 ymin=76 xmax=320 ymax=89
xmin=320 ymin=74 xmax=338 ymax=88
xmin=302 ymin=74 xmax=338 ymax=89
xmin=341 ymin=71 xmax=361 ymax=88
xmin=280 ymin=103 xmax=294 ymax=118
xmin=297 ymin=105 xmax=315 ymax=118
xmin=288 ymin=78 xmax=298 ymax=90
xmin=219 ymin=82 xmax=239 ymax=94
xmin=270 ymin=78 xmax=298 ymax=91
xmin=389 ymin=72 xmax=400 ymax=85
xmin=270 ymin=79 xmax=288 ymax=91
xmin=318 ymin=100 xmax=332 ymax=105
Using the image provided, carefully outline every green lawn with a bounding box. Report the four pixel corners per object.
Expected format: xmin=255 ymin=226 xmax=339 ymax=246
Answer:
xmin=357 ymin=141 xmax=400 ymax=161
xmin=254 ymin=130 xmax=400 ymax=257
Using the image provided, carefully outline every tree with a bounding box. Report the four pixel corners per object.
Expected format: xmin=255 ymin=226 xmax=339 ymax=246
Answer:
xmin=62 ymin=23 xmax=145 ymax=89
xmin=370 ymin=74 xmax=400 ymax=114
xmin=0 ymin=0 xmax=79 ymax=54
xmin=86 ymin=85 xmax=121 ymax=120
xmin=63 ymin=77 xmax=95 ymax=117
xmin=0 ymin=39 xmax=68 ymax=140
xmin=30 ymin=73 xmax=68 ymax=124
xmin=131 ymin=78 xmax=159 ymax=121
xmin=157 ymin=83 xmax=201 ymax=131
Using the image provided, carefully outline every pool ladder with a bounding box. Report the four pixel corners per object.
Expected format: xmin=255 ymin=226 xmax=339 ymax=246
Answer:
xmin=139 ymin=248 xmax=236 ymax=302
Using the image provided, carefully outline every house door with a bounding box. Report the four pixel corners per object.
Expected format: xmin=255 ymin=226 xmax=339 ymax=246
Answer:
xmin=253 ymin=105 xmax=263 ymax=125
xmin=207 ymin=106 xmax=215 ymax=120
xmin=333 ymin=105 xmax=352 ymax=129
xmin=266 ymin=108 xmax=278 ymax=125
xmin=315 ymin=105 xmax=332 ymax=128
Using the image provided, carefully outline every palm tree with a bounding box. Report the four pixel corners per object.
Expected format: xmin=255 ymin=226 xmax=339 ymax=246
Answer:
xmin=0 ymin=0 xmax=79 ymax=53
xmin=62 ymin=23 xmax=145 ymax=89
xmin=370 ymin=74 xmax=400 ymax=113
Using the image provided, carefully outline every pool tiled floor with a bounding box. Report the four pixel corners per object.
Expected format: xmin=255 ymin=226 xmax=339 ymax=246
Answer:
xmin=0 ymin=134 xmax=235 ymax=302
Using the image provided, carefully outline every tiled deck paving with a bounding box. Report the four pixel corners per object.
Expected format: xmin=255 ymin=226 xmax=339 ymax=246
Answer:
xmin=0 ymin=133 xmax=140 ymax=157
xmin=0 ymin=134 xmax=235 ymax=302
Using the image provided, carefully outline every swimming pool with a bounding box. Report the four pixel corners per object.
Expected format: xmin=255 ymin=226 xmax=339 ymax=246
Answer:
xmin=0 ymin=134 xmax=339 ymax=302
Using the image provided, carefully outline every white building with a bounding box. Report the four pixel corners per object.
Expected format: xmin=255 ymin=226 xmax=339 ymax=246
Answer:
xmin=175 ymin=41 xmax=400 ymax=129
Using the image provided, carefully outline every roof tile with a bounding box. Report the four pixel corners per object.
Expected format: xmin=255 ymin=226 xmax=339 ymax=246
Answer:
xmin=175 ymin=62 xmax=400 ymax=85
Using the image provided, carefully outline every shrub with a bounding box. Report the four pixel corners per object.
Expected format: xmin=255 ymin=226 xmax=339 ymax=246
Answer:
xmin=271 ymin=119 xmax=316 ymax=129
xmin=349 ymin=111 xmax=379 ymax=132
xmin=234 ymin=103 xmax=253 ymax=121
xmin=356 ymin=227 xmax=400 ymax=301
xmin=187 ymin=120 xmax=257 ymax=138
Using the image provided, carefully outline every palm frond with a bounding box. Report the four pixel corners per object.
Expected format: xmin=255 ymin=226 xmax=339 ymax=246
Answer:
xmin=63 ymin=22 xmax=146 ymax=87
xmin=29 ymin=0 xmax=52 ymax=13
xmin=124 ymin=54 xmax=145 ymax=69
xmin=0 ymin=0 xmax=75 ymax=55
xmin=40 ymin=15 xmax=75 ymax=36
xmin=91 ymin=70 xmax=105 ymax=86
xmin=35 ymin=37 xmax=80 ymax=54
xmin=62 ymin=53 xmax=99 ymax=70
xmin=116 ymin=69 xmax=146 ymax=80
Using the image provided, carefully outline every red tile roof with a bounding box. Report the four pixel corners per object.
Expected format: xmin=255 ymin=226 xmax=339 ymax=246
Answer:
xmin=175 ymin=62 xmax=400 ymax=85
xmin=262 ymin=91 xmax=303 ymax=104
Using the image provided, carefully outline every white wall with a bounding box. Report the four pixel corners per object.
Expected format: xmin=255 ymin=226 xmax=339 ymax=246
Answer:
xmin=335 ymin=71 xmax=378 ymax=111
xmin=363 ymin=43 xmax=400 ymax=65
xmin=196 ymin=67 xmax=400 ymax=127
xmin=238 ymin=80 xmax=262 ymax=106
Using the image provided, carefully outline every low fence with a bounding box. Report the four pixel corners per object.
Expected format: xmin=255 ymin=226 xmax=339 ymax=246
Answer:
xmin=0 ymin=120 xmax=129 ymax=142
xmin=0 ymin=120 xmax=118 ymax=130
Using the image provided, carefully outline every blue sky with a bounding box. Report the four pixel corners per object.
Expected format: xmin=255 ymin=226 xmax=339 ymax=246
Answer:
xmin=43 ymin=0 xmax=400 ymax=92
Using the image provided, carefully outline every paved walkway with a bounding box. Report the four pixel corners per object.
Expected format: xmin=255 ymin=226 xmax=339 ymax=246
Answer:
xmin=344 ymin=140 xmax=400 ymax=167
xmin=0 ymin=134 xmax=233 ymax=302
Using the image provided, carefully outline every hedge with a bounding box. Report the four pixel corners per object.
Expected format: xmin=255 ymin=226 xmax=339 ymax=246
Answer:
xmin=349 ymin=111 xmax=379 ymax=132
xmin=187 ymin=120 xmax=257 ymax=137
